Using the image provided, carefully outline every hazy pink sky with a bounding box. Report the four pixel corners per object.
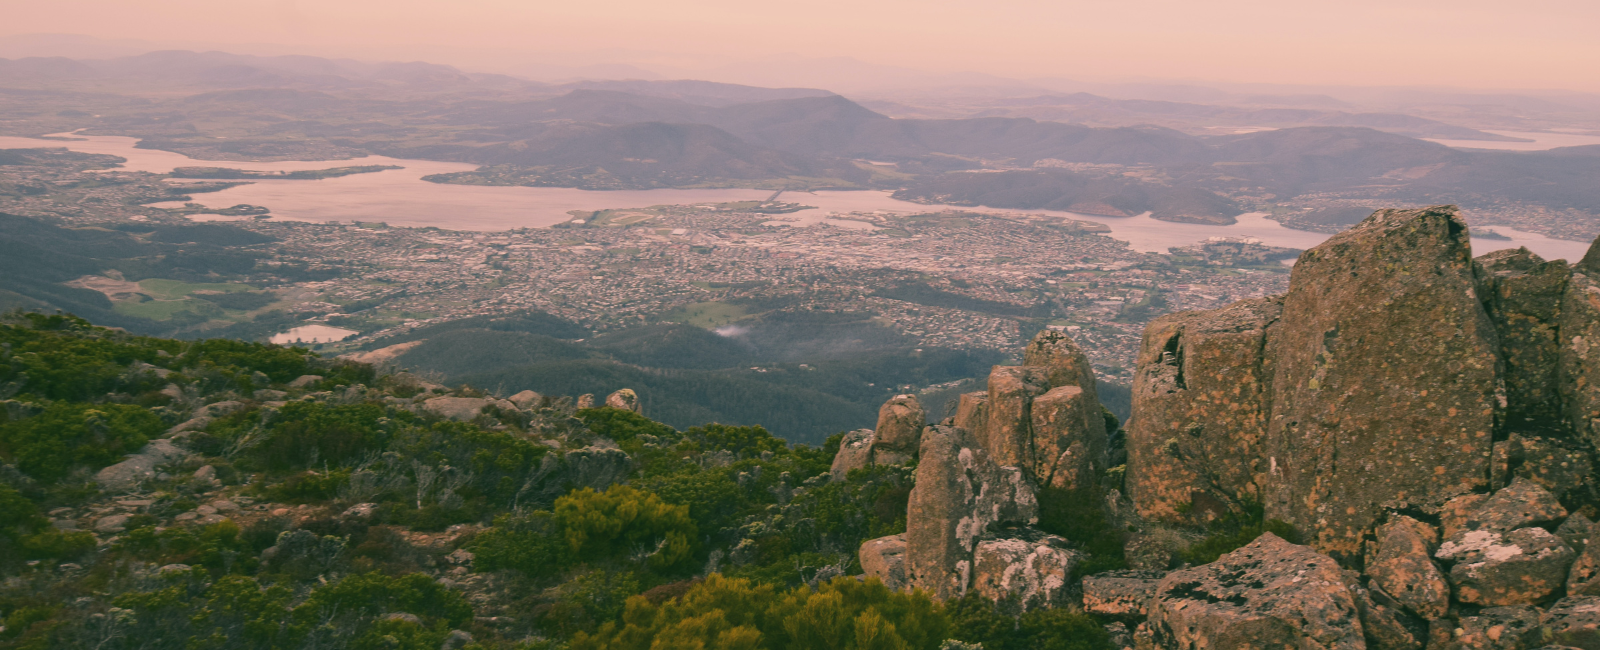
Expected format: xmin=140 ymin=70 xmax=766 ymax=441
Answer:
xmin=5 ymin=0 xmax=1599 ymax=92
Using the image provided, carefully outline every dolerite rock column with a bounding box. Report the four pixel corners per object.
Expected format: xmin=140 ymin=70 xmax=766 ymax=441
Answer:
xmin=1125 ymin=296 xmax=1282 ymax=523
xmin=1561 ymin=235 xmax=1600 ymax=448
xmin=1477 ymin=248 xmax=1570 ymax=432
xmin=1264 ymin=206 xmax=1501 ymax=559
xmin=903 ymin=425 xmax=1038 ymax=601
xmin=871 ymin=394 xmax=926 ymax=466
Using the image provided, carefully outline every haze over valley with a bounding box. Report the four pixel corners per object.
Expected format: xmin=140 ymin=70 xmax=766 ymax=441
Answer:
xmin=5 ymin=4 xmax=1600 ymax=648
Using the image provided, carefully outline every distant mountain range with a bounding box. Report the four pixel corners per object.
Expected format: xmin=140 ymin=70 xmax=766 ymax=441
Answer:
xmin=2 ymin=50 xmax=1599 ymax=221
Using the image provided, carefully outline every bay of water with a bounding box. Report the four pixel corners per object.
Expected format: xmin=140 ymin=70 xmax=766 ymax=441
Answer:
xmin=269 ymin=324 xmax=358 ymax=344
xmin=0 ymin=133 xmax=1590 ymax=262
xmin=1424 ymin=130 xmax=1600 ymax=152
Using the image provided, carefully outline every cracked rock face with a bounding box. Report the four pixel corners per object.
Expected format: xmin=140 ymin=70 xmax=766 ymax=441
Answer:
xmin=1126 ymin=296 xmax=1282 ymax=523
xmin=1146 ymin=533 xmax=1366 ymax=649
xmin=969 ymin=532 xmax=1080 ymax=614
xmin=1264 ymin=206 xmax=1502 ymax=559
xmin=1436 ymin=527 xmax=1575 ymax=606
xmin=1491 ymin=434 xmax=1593 ymax=501
xmin=905 ymin=425 xmax=1038 ymax=602
xmin=1367 ymin=515 xmax=1450 ymax=620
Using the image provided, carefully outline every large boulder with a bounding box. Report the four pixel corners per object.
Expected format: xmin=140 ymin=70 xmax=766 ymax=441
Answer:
xmin=1263 ymin=206 xmax=1502 ymax=559
xmin=969 ymin=532 xmax=1080 ymax=614
xmin=1560 ymin=236 xmax=1600 ymax=448
xmin=905 ymin=425 xmax=1038 ymax=601
xmin=830 ymin=429 xmax=876 ymax=482
xmin=95 ymin=439 xmax=192 ymax=492
xmin=1436 ymin=527 xmax=1574 ymax=606
xmin=1144 ymin=533 xmax=1366 ymax=649
xmin=1126 ymin=296 xmax=1282 ymax=523
xmin=423 ymin=397 xmax=494 ymax=421
xmin=873 ymin=395 xmax=926 ymax=463
xmin=859 ymin=534 xmax=908 ymax=592
xmin=1367 ymin=515 xmax=1450 ymax=620
xmin=1453 ymin=478 xmax=1568 ymax=534
xmin=1478 ymin=248 xmax=1570 ymax=432
xmin=983 ymin=365 xmax=1050 ymax=469
xmin=604 ymin=389 xmax=641 ymax=413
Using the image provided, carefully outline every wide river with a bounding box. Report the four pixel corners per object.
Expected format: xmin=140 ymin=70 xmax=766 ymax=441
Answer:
xmin=0 ymin=133 xmax=1591 ymax=262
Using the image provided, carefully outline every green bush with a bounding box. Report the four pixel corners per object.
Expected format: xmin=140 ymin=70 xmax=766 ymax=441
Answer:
xmin=947 ymin=594 xmax=1113 ymax=650
xmin=1180 ymin=518 xmax=1298 ymax=566
xmin=556 ymin=484 xmax=698 ymax=571
xmin=470 ymin=510 xmax=573 ymax=579
xmin=1036 ymin=486 xmax=1125 ymax=576
xmin=0 ymin=401 xmax=163 ymax=483
xmin=237 ymin=401 xmax=388 ymax=471
xmin=573 ymin=574 xmax=949 ymax=650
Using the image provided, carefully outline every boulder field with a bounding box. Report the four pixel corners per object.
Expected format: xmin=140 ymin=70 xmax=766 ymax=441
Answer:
xmin=846 ymin=206 xmax=1600 ymax=648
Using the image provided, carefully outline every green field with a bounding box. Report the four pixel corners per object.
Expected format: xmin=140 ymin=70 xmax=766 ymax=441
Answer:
xmin=663 ymin=301 xmax=750 ymax=328
xmin=137 ymin=279 xmax=255 ymax=300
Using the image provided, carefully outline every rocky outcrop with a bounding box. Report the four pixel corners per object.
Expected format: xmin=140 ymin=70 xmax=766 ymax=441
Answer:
xmin=1560 ymin=239 xmax=1600 ymax=448
xmin=423 ymin=396 xmax=497 ymax=421
xmin=95 ymin=439 xmax=192 ymax=492
xmin=871 ymin=394 xmax=926 ymax=465
xmin=971 ymin=329 xmax=1110 ymax=490
xmin=984 ymin=365 xmax=1051 ymax=469
xmin=830 ymin=429 xmax=876 ymax=481
xmin=1126 ymin=296 xmax=1281 ymax=522
xmin=1479 ymin=248 xmax=1570 ymax=432
xmin=904 ymin=424 xmax=1038 ymax=602
xmin=1028 ymin=386 xmax=1102 ymax=490
xmin=507 ymin=390 xmax=542 ymax=410
xmin=1144 ymin=533 xmax=1367 ymax=649
xmin=1264 ymin=206 xmax=1502 ymax=558
xmin=1441 ymin=605 xmax=1544 ymax=649
xmin=604 ymin=388 xmax=641 ymax=413
xmin=953 ymin=391 xmax=989 ymax=440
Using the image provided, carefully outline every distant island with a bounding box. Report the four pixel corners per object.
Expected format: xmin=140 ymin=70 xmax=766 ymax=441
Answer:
xmin=167 ymin=165 xmax=402 ymax=180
